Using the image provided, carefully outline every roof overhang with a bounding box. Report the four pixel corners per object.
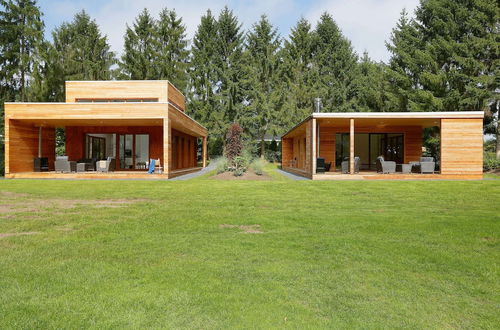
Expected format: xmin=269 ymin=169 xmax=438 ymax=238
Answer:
xmin=312 ymin=111 xmax=484 ymax=119
xmin=282 ymin=111 xmax=484 ymax=138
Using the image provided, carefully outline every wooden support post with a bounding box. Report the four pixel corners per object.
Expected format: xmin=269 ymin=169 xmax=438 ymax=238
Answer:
xmin=38 ymin=126 xmax=42 ymax=158
xmin=312 ymin=118 xmax=317 ymax=176
xmin=163 ymin=118 xmax=170 ymax=176
xmin=4 ymin=119 xmax=9 ymax=174
xmin=350 ymin=118 xmax=355 ymax=174
xmin=202 ymin=136 xmax=207 ymax=168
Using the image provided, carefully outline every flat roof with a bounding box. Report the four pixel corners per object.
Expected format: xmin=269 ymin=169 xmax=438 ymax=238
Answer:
xmin=282 ymin=111 xmax=484 ymax=138
xmin=312 ymin=111 xmax=484 ymax=119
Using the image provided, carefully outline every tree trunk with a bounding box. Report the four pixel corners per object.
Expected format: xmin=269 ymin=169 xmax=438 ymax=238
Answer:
xmin=496 ymin=119 xmax=500 ymax=160
xmin=260 ymin=137 xmax=265 ymax=159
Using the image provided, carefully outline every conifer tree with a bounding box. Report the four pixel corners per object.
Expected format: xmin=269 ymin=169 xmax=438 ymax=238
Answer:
xmin=188 ymin=10 xmax=218 ymax=125
xmin=156 ymin=8 xmax=189 ymax=90
xmin=386 ymin=1 xmax=499 ymax=112
xmin=312 ymin=13 xmax=359 ymax=112
xmin=121 ymin=8 xmax=158 ymax=79
xmin=356 ymin=52 xmax=394 ymax=112
xmin=0 ymin=0 xmax=44 ymax=101
xmin=215 ymin=6 xmax=245 ymax=132
xmin=242 ymin=15 xmax=282 ymax=157
xmin=281 ymin=18 xmax=316 ymax=124
xmin=45 ymin=10 xmax=115 ymax=101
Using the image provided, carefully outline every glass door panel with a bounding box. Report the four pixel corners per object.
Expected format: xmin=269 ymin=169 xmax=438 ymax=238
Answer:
xmin=119 ymin=134 xmax=134 ymax=169
xmin=135 ymin=135 xmax=149 ymax=169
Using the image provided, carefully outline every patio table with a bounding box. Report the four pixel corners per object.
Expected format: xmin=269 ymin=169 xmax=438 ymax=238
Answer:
xmin=397 ymin=164 xmax=413 ymax=174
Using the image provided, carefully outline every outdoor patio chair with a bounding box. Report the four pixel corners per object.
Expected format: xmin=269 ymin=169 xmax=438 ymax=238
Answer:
xmin=376 ymin=156 xmax=396 ymax=174
xmin=341 ymin=157 xmax=360 ymax=174
xmin=55 ymin=156 xmax=76 ymax=173
xmin=410 ymin=157 xmax=436 ymax=174
xmin=316 ymin=157 xmax=326 ymax=173
xmin=96 ymin=157 xmax=116 ymax=173
xmin=154 ymin=158 xmax=163 ymax=174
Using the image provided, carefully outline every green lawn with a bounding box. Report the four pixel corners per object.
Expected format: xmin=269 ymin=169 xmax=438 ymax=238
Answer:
xmin=1 ymin=168 xmax=499 ymax=328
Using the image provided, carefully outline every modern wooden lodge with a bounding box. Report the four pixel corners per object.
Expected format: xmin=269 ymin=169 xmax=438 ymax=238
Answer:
xmin=4 ymin=80 xmax=208 ymax=179
xmin=281 ymin=111 xmax=484 ymax=180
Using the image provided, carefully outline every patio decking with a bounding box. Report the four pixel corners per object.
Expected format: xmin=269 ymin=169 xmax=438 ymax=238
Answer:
xmin=312 ymin=171 xmax=483 ymax=180
xmin=5 ymin=167 xmax=202 ymax=180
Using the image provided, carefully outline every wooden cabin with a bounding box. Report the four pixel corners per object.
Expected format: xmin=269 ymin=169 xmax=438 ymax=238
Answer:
xmin=281 ymin=112 xmax=484 ymax=180
xmin=4 ymin=80 xmax=208 ymax=179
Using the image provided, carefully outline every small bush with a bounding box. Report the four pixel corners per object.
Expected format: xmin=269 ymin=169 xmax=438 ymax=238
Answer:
xmin=232 ymin=156 xmax=249 ymax=176
xmin=251 ymin=158 xmax=267 ymax=175
xmin=214 ymin=157 xmax=229 ymax=174
xmin=484 ymin=152 xmax=500 ymax=171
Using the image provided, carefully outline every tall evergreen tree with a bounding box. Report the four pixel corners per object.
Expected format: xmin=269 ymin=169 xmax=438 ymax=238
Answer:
xmin=215 ymin=6 xmax=245 ymax=132
xmin=156 ymin=8 xmax=189 ymax=91
xmin=0 ymin=0 xmax=44 ymax=101
xmin=0 ymin=0 xmax=44 ymax=174
xmin=356 ymin=51 xmax=395 ymax=112
xmin=188 ymin=10 xmax=218 ymax=126
xmin=313 ymin=12 xmax=359 ymax=112
xmin=242 ymin=15 xmax=282 ymax=157
xmin=281 ymin=18 xmax=316 ymax=125
xmin=120 ymin=8 xmax=158 ymax=79
xmin=386 ymin=1 xmax=499 ymax=112
xmin=40 ymin=10 xmax=115 ymax=101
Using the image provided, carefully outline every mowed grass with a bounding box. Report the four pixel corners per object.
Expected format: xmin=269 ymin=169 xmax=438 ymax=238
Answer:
xmin=0 ymin=169 xmax=499 ymax=328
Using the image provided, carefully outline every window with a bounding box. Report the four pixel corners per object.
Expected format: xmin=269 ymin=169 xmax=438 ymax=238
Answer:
xmin=75 ymin=98 xmax=159 ymax=103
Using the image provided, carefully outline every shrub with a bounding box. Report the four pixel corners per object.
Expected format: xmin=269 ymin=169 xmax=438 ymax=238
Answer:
xmin=232 ymin=156 xmax=249 ymax=176
xmin=214 ymin=157 xmax=229 ymax=174
xmin=251 ymin=158 xmax=267 ymax=175
xmin=225 ymin=123 xmax=243 ymax=161
xmin=484 ymin=152 xmax=500 ymax=171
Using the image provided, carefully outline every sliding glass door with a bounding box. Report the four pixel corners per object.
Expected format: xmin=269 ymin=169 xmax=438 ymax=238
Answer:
xmin=117 ymin=134 xmax=149 ymax=170
xmin=335 ymin=133 xmax=404 ymax=170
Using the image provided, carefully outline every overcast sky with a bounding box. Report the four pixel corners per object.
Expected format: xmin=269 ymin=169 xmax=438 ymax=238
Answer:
xmin=38 ymin=0 xmax=420 ymax=63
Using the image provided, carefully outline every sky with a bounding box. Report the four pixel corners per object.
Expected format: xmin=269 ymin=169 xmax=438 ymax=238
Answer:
xmin=38 ymin=0 xmax=420 ymax=63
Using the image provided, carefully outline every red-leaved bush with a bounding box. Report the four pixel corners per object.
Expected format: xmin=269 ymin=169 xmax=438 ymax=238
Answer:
xmin=225 ymin=123 xmax=243 ymax=161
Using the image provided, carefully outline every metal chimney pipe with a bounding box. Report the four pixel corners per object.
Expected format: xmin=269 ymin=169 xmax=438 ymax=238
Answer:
xmin=314 ymin=98 xmax=321 ymax=113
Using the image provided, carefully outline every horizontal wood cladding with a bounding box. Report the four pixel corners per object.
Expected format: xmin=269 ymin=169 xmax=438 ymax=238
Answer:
xmin=5 ymin=102 xmax=169 ymax=120
xmin=65 ymin=81 xmax=169 ymax=102
xmin=65 ymin=126 xmax=163 ymax=166
xmin=168 ymin=105 xmax=207 ymax=137
xmin=441 ymin=119 xmax=483 ymax=174
xmin=167 ymin=82 xmax=185 ymax=111
xmin=7 ymin=120 xmax=55 ymax=173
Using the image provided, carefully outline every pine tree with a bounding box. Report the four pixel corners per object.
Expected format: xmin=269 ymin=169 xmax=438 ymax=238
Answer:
xmin=0 ymin=0 xmax=44 ymax=101
xmin=215 ymin=6 xmax=245 ymax=131
xmin=45 ymin=10 xmax=115 ymax=101
xmin=120 ymin=8 xmax=158 ymax=79
xmin=313 ymin=12 xmax=359 ymax=112
xmin=188 ymin=10 xmax=218 ymax=126
xmin=386 ymin=1 xmax=499 ymax=112
xmin=385 ymin=10 xmax=422 ymax=111
xmin=281 ymin=18 xmax=316 ymax=124
xmin=356 ymin=51 xmax=395 ymax=112
xmin=156 ymin=8 xmax=189 ymax=91
xmin=0 ymin=0 xmax=44 ymax=174
xmin=242 ymin=15 xmax=282 ymax=157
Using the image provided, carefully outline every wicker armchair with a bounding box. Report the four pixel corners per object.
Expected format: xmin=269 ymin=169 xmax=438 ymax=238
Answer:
xmin=341 ymin=157 xmax=360 ymax=174
xmin=410 ymin=157 xmax=436 ymax=174
xmin=96 ymin=157 xmax=116 ymax=172
xmin=55 ymin=156 xmax=76 ymax=173
xmin=376 ymin=156 xmax=396 ymax=174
